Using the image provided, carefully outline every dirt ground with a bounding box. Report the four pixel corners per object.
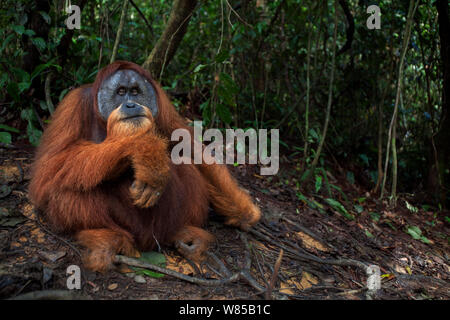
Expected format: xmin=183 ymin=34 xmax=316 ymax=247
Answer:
xmin=0 ymin=145 xmax=449 ymax=300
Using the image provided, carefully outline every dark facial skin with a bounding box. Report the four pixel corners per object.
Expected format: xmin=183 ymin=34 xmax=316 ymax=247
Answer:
xmin=97 ymin=70 xmax=158 ymax=122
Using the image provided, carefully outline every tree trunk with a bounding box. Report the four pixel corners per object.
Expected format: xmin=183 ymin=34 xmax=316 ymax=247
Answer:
xmin=142 ymin=0 xmax=198 ymax=80
xmin=380 ymin=0 xmax=418 ymax=200
xmin=110 ymin=0 xmax=129 ymax=63
xmin=303 ymin=0 xmax=338 ymax=183
xmin=435 ymin=0 xmax=450 ymax=206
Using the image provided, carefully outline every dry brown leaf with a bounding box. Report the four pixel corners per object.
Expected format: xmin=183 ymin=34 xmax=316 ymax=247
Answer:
xmin=279 ymin=282 xmax=295 ymax=295
xmin=10 ymin=241 xmax=21 ymax=248
xmin=22 ymin=204 xmax=35 ymax=219
xmin=0 ymin=164 xmax=21 ymax=184
xmin=30 ymin=227 xmax=46 ymax=243
xmin=108 ymin=283 xmax=118 ymax=291
xmin=165 ymin=255 xmax=196 ymax=275
xmin=299 ymin=271 xmax=319 ymax=289
xmin=296 ymin=232 xmax=328 ymax=252
xmin=280 ymin=272 xmax=319 ymax=294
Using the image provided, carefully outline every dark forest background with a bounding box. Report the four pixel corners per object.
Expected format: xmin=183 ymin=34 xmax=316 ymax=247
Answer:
xmin=0 ymin=0 xmax=449 ymax=210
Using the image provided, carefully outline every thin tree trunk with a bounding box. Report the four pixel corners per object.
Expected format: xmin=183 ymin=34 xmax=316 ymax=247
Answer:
xmin=373 ymin=49 xmax=394 ymax=193
xmin=303 ymin=13 xmax=312 ymax=168
xmin=142 ymin=0 xmax=198 ymax=80
xmin=304 ymin=0 xmax=338 ymax=182
xmin=391 ymin=120 xmax=398 ymax=203
xmin=373 ymin=82 xmax=387 ymax=193
xmin=380 ymin=0 xmax=418 ymax=200
xmin=110 ymin=0 xmax=129 ymax=63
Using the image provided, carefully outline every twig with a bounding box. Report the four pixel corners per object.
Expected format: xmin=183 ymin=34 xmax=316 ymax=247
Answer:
xmin=14 ymin=160 xmax=24 ymax=183
xmin=115 ymin=254 xmax=264 ymax=293
xmin=31 ymin=211 xmax=81 ymax=258
xmin=224 ymin=0 xmax=252 ymax=28
xmin=249 ymin=228 xmax=368 ymax=270
xmin=265 ymin=249 xmax=283 ymax=299
xmin=280 ymin=216 xmax=335 ymax=250
xmin=129 ymin=0 xmax=153 ymax=36
xmin=239 ymin=232 xmax=268 ymax=293
xmin=205 ymin=252 xmax=232 ymax=277
xmin=110 ymin=0 xmax=129 ymax=63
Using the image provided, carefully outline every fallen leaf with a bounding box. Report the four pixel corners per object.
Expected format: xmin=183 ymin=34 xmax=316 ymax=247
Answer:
xmin=22 ymin=204 xmax=36 ymax=219
xmin=39 ymin=250 xmax=66 ymax=263
xmin=108 ymin=283 xmax=118 ymax=291
xmin=296 ymin=232 xmax=328 ymax=252
xmin=279 ymin=282 xmax=295 ymax=295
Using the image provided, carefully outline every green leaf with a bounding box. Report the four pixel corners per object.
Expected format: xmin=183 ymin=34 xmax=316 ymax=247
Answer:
xmin=325 ymin=198 xmax=354 ymax=220
xmin=39 ymin=11 xmax=51 ymax=24
xmin=26 ymin=123 xmax=42 ymax=146
xmin=31 ymin=37 xmax=46 ymax=51
xmin=405 ymin=201 xmax=418 ymax=214
xmin=346 ymin=171 xmax=355 ymax=184
xmin=300 ymin=169 xmax=311 ymax=182
xmin=12 ymin=25 xmax=25 ymax=35
xmin=365 ymin=230 xmax=374 ymax=238
xmin=216 ymin=103 xmax=232 ymax=124
xmin=219 ymin=72 xmax=239 ymax=95
xmin=359 ymin=154 xmax=369 ymax=167
xmin=354 ymin=204 xmax=364 ymax=214
xmin=308 ymin=128 xmax=319 ymax=141
xmin=23 ymin=29 xmax=35 ymax=37
xmin=315 ymin=175 xmax=322 ymax=193
xmin=0 ymin=132 xmax=12 ymax=144
xmin=406 ymin=226 xmax=422 ymax=240
xmin=39 ymin=100 xmax=48 ymax=110
xmin=296 ymin=193 xmax=308 ymax=202
xmin=21 ymin=108 xmax=34 ymax=121
xmin=0 ymin=34 xmax=14 ymax=52
xmin=215 ymin=50 xmax=230 ymax=63
xmin=18 ymin=82 xmax=31 ymax=93
xmin=0 ymin=124 xmax=20 ymax=133
xmin=31 ymin=63 xmax=51 ymax=80
xmin=193 ymin=64 xmax=206 ymax=73
xmin=131 ymin=251 xmax=166 ymax=279
xmin=370 ymin=212 xmax=380 ymax=222
xmin=7 ymin=82 xmax=20 ymax=102
xmin=406 ymin=226 xmax=431 ymax=244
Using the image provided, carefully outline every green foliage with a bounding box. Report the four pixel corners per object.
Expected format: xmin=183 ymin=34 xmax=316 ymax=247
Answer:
xmin=0 ymin=0 xmax=445 ymax=207
xmin=325 ymin=198 xmax=354 ymax=220
xmin=130 ymin=251 xmax=166 ymax=279
xmin=405 ymin=225 xmax=431 ymax=244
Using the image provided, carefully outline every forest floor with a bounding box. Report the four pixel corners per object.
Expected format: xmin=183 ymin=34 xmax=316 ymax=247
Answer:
xmin=0 ymin=144 xmax=449 ymax=300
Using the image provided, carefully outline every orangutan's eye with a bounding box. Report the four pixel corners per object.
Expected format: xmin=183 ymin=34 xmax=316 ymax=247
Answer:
xmin=130 ymin=87 xmax=139 ymax=96
xmin=117 ymin=87 xmax=126 ymax=96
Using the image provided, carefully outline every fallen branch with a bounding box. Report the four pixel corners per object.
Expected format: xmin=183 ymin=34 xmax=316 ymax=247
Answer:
xmin=265 ymin=248 xmax=283 ymax=299
xmin=114 ymin=254 xmax=265 ymax=293
xmin=249 ymin=228 xmax=368 ymax=270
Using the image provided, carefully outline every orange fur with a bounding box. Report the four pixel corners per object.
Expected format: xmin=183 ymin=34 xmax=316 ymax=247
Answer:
xmin=29 ymin=61 xmax=261 ymax=272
